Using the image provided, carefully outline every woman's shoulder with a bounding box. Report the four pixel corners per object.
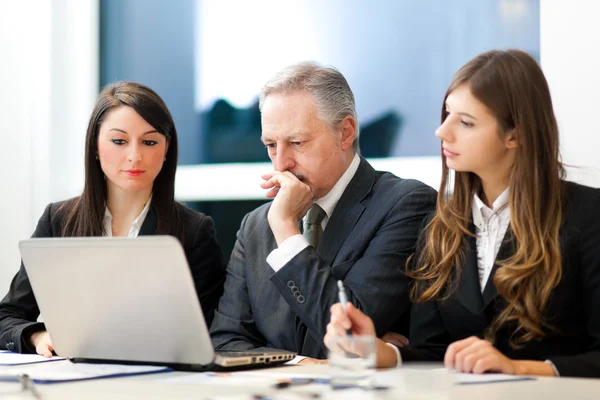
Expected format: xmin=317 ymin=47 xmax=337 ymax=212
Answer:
xmin=561 ymin=180 xmax=600 ymax=222
xmin=562 ymin=180 xmax=600 ymax=204
xmin=39 ymin=197 xmax=75 ymax=220
xmin=33 ymin=197 xmax=80 ymax=237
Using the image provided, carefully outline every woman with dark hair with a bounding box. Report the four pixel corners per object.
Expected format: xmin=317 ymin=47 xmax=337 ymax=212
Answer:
xmin=0 ymin=82 xmax=226 ymax=357
xmin=325 ymin=50 xmax=600 ymax=377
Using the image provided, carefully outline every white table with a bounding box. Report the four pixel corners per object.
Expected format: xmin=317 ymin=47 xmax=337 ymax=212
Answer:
xmin=0 ymin=361 xmax=599 ymax=399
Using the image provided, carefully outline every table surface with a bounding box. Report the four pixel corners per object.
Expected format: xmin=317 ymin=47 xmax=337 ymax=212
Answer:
xmin=0 ymin=361 xmax=599 ymax=399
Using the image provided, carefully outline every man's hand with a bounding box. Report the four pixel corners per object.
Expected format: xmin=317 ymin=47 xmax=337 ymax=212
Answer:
xmin=261 ymin=171 xmax=313 ymax=245
xmin=29 ymin=330 xmax=54 ymax=358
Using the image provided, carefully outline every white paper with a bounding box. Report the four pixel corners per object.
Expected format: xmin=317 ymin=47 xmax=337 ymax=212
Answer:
xmin=429 ymin=367 xmax=534 ymax=384
xmin=0 ymin=361 xmax=168 ymax=382
xmin=456 ymin=372 xmax=533 ymax=384
xmin=0 ymin=350 xmax=65 ymax=366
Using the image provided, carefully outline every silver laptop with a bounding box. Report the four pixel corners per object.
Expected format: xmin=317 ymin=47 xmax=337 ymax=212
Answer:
xmin=19 ymin=236 xmax=295 ymax=370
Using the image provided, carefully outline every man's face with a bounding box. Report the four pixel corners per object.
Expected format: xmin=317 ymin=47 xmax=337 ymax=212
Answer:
xmin=261 ymin=91 xmax=353 ymax=199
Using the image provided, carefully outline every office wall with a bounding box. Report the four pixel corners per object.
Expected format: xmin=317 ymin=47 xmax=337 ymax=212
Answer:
xmin=541 ymin=0 xmax=600 ymax=187
xmin=101 ymin=0 xmax=199 ymax=164
xmin=0 ymin=1 xmax=98 ymax=293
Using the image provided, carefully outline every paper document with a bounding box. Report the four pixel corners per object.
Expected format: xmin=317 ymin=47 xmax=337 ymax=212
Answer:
xmin=456 ymin=372 xmax=535 ymax=385
xmin=0 ymin=361 xmax=171 ymax=384
xmin=0 ymin=350 xmax=65 ymax=366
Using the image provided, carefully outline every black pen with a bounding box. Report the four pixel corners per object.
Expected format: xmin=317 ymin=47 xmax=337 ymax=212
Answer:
xmin=273 ymin=380 xmax=323 ymax=398
xmin=337 ymin=280 xmax=353 ymax=336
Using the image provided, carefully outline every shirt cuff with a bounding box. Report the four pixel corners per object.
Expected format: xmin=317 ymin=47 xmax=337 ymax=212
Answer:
xmin=384 ymin=342 xmax=402 ymax=368
xmin=286 ymin=355 xmax=307 ymax=365
xmin=266 ymin=234 xmax=310 ymax=272
xmin=545 ymin=359 xmax=560 ymax=376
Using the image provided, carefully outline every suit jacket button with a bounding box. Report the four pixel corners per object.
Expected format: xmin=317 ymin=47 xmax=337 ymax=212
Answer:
xmin=287 ymin=281 xmax=296 ymax=288
xmin=6 ymin=342 xmax=14 ymax=351
xmin=297 ymin=295 xmax=306 ymax=304
xmin=290 ymin=286 xmax=299 ymax=293
xmin=293 ymin=290 xmax=301 ymax=297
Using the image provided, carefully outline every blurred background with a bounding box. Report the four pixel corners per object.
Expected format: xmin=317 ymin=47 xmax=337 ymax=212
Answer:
xmin=1 ymin=0 xmax=598 ymax=291
xmin=100 ymin=0 xmax=540 ymax=261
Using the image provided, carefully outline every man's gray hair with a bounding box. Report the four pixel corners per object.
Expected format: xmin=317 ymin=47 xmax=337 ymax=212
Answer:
xmin=258 ymin=61 xmax=360 ymax=152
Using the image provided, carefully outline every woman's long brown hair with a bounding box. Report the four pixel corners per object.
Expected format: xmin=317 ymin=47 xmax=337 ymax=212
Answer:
xmin=409 ymin=50 xmax=565 ymax=347
xmin=58 ymin=82 xmax=184 ymax=243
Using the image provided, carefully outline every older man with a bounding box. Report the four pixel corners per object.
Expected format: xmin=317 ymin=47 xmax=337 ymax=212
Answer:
xmin=210 ymin=62 xmax=436 ymax=361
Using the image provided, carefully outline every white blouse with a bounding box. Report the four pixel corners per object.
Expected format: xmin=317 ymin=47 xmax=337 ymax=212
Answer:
xmin=472 ymin=188 xmax=510 ymax=292
xmin=102 ymin=196 xmax=152 ymax=238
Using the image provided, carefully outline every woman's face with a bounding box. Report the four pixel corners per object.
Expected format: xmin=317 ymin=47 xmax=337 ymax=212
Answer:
xmin=435 ymin=84 xmax=517 ymax=180
xmin=97 ymin=106 xmax=168 ymax=195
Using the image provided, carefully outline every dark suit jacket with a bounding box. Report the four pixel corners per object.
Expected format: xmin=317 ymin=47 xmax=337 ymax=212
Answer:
xmin=210 ymin=157 xmax=437 ymax=358
xmin=0 ymin=200 xmax=226 ymax=354
xmin=400 ymin=181 xmax=600 ymax=378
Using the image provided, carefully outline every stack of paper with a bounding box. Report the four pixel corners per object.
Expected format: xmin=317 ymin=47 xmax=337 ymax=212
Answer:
xmin=0 ymin=350 xmax=65 ymax=366
xmin=0 ymin=358 xmax=170 ymax=384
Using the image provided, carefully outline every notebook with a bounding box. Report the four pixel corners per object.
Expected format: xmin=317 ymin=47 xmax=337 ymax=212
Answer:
xmin=19 ymin=236 xmax=295 ymax=371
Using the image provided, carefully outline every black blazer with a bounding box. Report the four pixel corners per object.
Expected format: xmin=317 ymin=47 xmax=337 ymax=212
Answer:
xmin=400 ymin=181 xmax=600 ymax=378
xmin=0 ymin=200 xmax=226 ymax=354
xmin=210 ymin=157 xmax=437 ymax=358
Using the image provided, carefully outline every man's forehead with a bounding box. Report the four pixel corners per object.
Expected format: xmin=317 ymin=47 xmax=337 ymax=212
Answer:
xmin=261 ymin=131 xmax=311 ymax=142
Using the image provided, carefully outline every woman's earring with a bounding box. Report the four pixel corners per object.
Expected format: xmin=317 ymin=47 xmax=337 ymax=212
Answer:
xmin=95 ymin=154 xmax=99 ymax=160
xmin=164 ymin=157 xmax=167 ymax=162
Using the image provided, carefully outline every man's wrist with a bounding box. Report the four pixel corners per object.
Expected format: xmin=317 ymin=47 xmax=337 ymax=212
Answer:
xmin=269 ymin=219 xmax=301 ymax=245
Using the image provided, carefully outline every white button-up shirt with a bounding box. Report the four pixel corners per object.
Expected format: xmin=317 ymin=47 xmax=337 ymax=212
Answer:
xmin=472 ymin=188 xmax=511 ymax=292
xmin=102 ymin=196 xmax=152 ymax=238
xmin=266 ymin=153 xmax=361 ymax=272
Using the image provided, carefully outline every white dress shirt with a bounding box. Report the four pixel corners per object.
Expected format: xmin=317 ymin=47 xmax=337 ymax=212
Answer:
xmin=268 ymin=154 xmax=359 ymax=365
xmin=102 ymin=195 xmax=152 ymax=238
xmin=472 ymin=188 xmax=510 ymax=292
xmin=266 ymin=153 xmax=361 ymax=272
xmin=473 ymin=189 xmax=559 ymax=375
xmin=388 ymin=188 xmax=560 ymax=373
xmin=388 ymin=188 xmax=512 ymax=369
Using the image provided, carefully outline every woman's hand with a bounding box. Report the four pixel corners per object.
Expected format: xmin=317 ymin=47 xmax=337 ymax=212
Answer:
xmin=444 ymin=336 xmax=517 ymax=374
xmin=29 ymin=330 xmax=54 ymax=358
xmin=444 ymin=336 xmax=558 ymax=376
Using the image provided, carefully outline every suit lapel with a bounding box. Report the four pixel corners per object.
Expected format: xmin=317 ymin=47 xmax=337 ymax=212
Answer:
xmin=482 ymin=228 xmax=515 ymax=307
xmin=456 ymin=228 xmax=485 ymax=315
xmin=317 ymin=157 xmax=375 ymax=264
xmin=138 ymin=206 xmax=157 ymax=236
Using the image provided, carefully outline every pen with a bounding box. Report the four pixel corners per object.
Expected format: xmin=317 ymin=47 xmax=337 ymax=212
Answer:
xmin=336 ymin=280 xmax=353 ymax=335
xmin=20 ymin=374 xmax=42 ymax=399
xmin=273 ymin=378 xmax=328 ymax=389
xmin=0 ymin=373 xmax=42 ymax=399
